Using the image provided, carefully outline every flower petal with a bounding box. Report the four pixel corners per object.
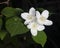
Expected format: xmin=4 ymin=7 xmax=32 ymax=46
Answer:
xmin=41 ymin=10 xmax=49 ymax=18
xmin=37 ymin=19 xmax=44 ymax=25
xmin=29 ymin=7 xmax=36 ymax=16
xmin=36 ymin=11 xmax=41 ymax=18
xmin=27 ymin=22 xmax=37 ymax=29
xmin=21 ymin=13 xmax=29 ymax=20
xmin=37 ymin=25 xmax=45 ymax=31
xmin=31 ymin=29 xmax=37 ymax=36
xmin=27 ymin=22 xmax=32 ymax=29
xmin=24 ymin=20 xmax=30 ymax=25
xmin=44 ymin=20 xmax=53 ymax=26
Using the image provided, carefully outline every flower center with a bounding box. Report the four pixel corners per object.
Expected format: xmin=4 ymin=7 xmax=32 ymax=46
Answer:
xmin=27 ymin=15 xmax=36 ymax=21
xmin=40 ymin=16 xmax=46 ymax=22
xmin=32 ymin=23 xmax=37 ymax=29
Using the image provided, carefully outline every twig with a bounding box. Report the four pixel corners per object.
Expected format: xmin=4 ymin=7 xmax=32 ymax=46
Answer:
xmin=0 ymin=0 xmax=10 ymax=6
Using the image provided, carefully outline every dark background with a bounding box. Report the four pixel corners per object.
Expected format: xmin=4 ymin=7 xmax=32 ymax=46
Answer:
xmin=0 ymin=0 xmax=60 ymax=48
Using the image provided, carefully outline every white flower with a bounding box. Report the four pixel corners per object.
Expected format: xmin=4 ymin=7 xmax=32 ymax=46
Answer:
xmin=21 ymin=7 xmax=36 ymax=25
xmin=21 ymin=7 xmax=53 ymax=36
xmin=36 ymin=10 xmax=53 ymax=26
xmin=27 ymin=22 xmax=45 ymax=36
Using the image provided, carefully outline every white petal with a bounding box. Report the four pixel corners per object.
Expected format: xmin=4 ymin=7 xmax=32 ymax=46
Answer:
xmin=27 ymin=23 xmax=32 ymax=29
xmin=31 ymin=29 xmax=37 ymax=36
xmin=21 ymin=13 xmax=29 ymax=20
xmin=37 ymin=25 xmax=45 ymax=31
xmin=36 ymin=11 xmax=41 ymax=18
xmin=29 ymin=7 xmax=36 ymax=16
xmin=37 ymin=19 xmax=44 ymax=25
xmin=24 ymin=20 xmax=30 ymax=25
xmin=44 ymin=20 xmax=53 ymax=26
xmin=41 ymin=10 xmax=49 ymax=18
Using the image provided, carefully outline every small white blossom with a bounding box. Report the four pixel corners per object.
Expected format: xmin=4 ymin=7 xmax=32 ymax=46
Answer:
xmin=21 ymin=7 xmax=36 ymax=25
xmin=36 ymin=10 xmax=53 ymax=26
xmin=27 ymin=22 xmax=45 ymax=36
xmin=21 ymin=7 xmax=53 ymax=36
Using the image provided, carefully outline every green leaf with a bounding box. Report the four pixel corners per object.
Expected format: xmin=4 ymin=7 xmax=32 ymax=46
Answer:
xmin=1 ymin=7 xmax=17 ymax=17
xmin=16 ymin=8 xmax=23 ymax=12
xmin=0 ymin=30 xmax=7 ymax=40
xmin=0 ymin=18 xmax=2 ymax=29
xmin=6 ymin=17 xmax=29 ymax=37
xmin=15 ymin=8 xmax=23 ymax=16
xmin=32 ymin=31 xmax=47 ymax=47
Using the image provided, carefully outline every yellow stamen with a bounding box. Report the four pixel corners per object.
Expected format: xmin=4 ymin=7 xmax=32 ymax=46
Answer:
xmin=40 ymin=16 xmax=46 ymax=22
xmin=32 ymin=23 xmax=37 ymax=29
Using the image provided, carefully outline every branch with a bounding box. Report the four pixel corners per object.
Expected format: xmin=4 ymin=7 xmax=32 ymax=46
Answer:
xmin=0 ymin=0 xmax=10 ymax=6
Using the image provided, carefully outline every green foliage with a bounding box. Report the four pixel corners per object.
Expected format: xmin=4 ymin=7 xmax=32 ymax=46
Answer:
xmin=16 ymin=8 xmax=23 ymax=13
xmin=15 ymin=8 xmax=24 ymax=17
xmin=6 ymin=17 xmax=29 ymax=37
xmin=0 ymin=30 xmax=7 ymax=40
xmin=32 ymin=31 xmax=47 ymax=47
xmin=1 ymin=7 xmax=18 ymax=17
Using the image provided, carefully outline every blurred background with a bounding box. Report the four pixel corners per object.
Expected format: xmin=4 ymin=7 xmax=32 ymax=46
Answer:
xmin=0 ymin=0 xmax=60 ymax=48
